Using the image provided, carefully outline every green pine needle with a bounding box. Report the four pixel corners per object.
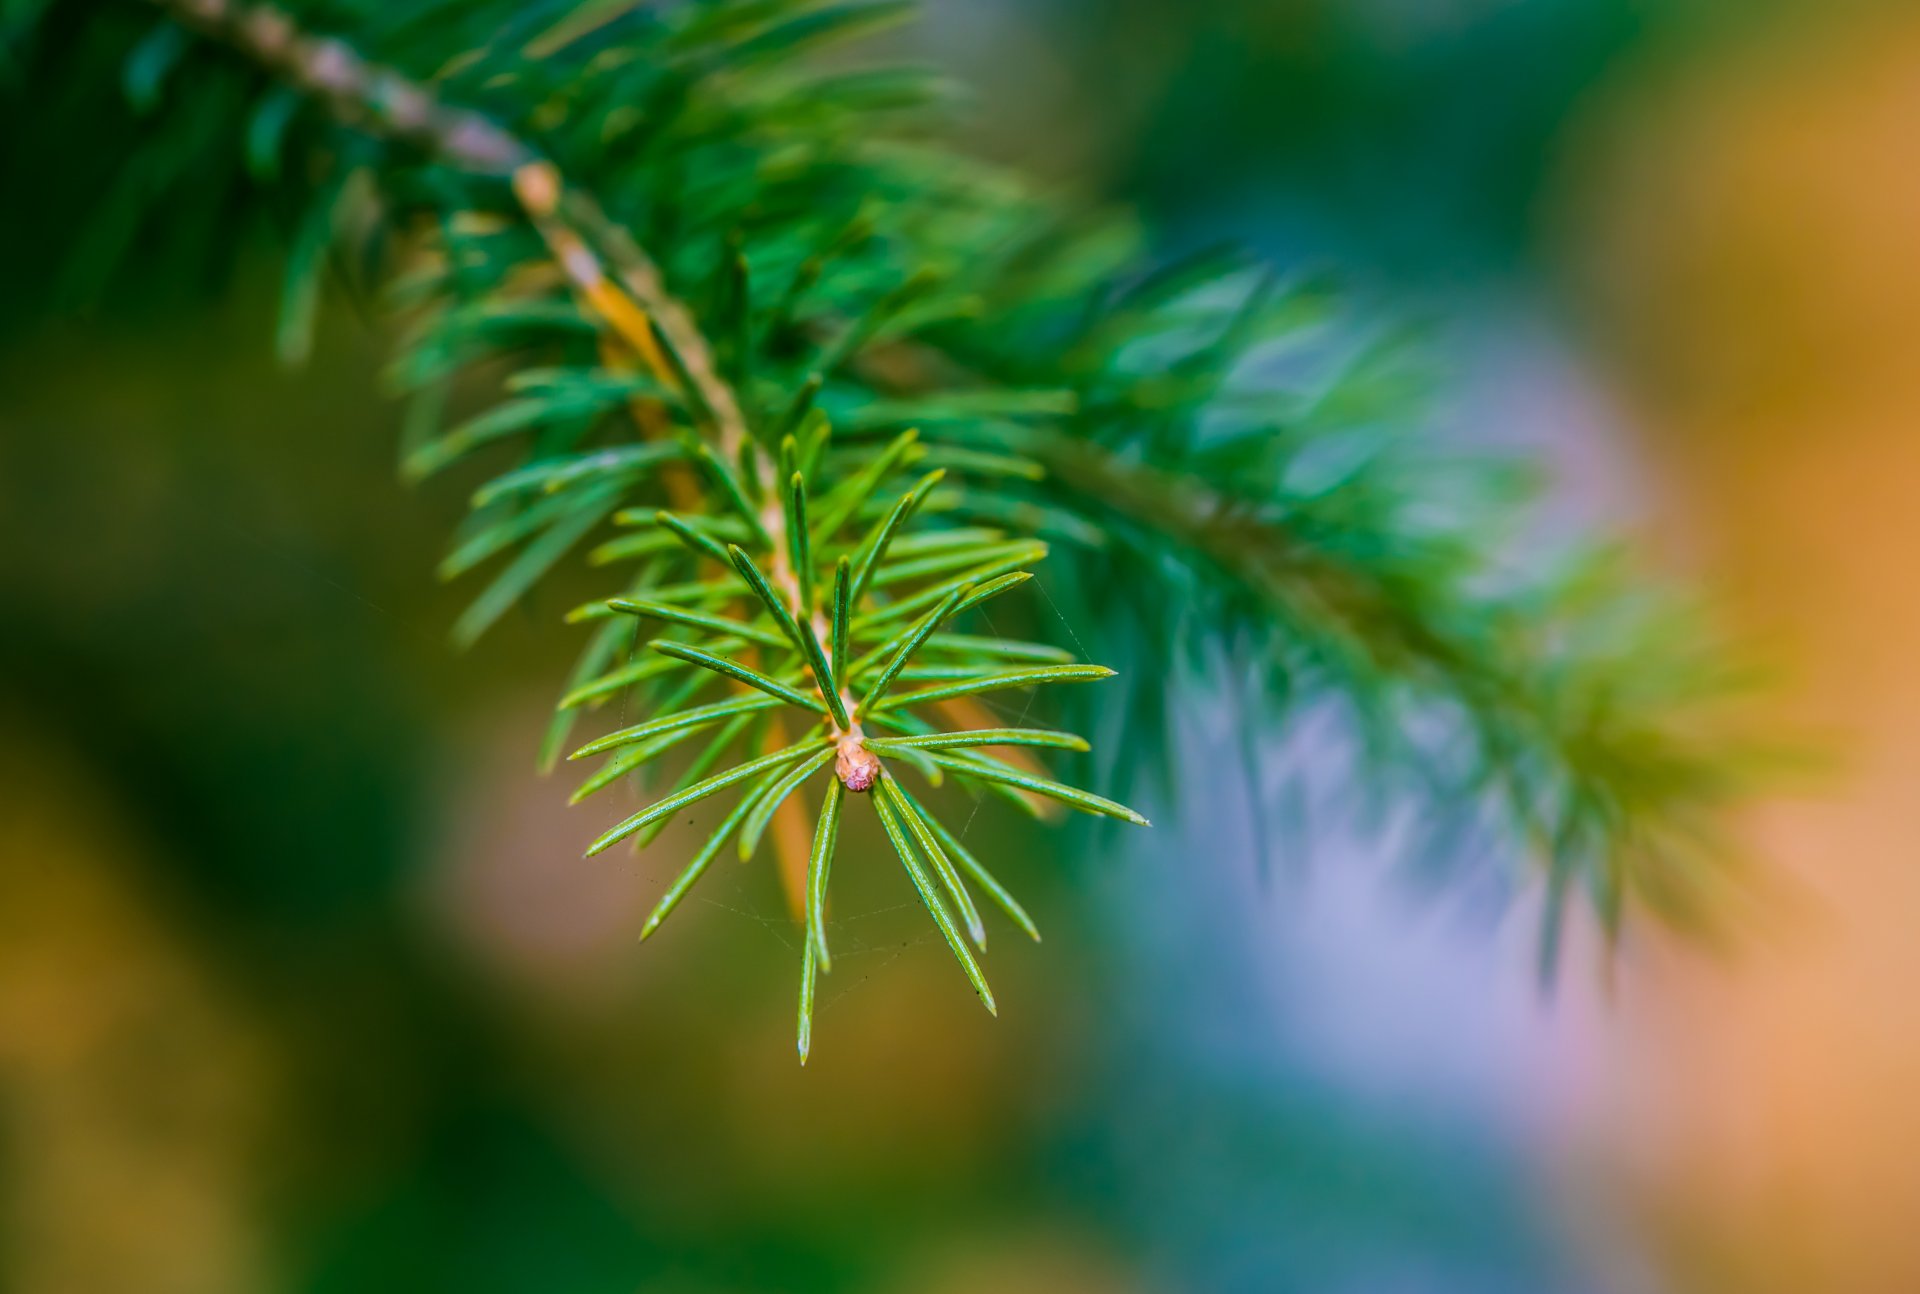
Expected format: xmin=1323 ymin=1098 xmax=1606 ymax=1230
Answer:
xmin=738 ymin=747 xmax=837 ymax=860
xmin=634 ymin=711 xmax=765 ymax=850
xmin=689 ymin=441 xmax=769 ymax=544
xmin=786 ymin=471 xmax=815 ymax=611
xmin=652 ymin=510 xmax=736 ymax=566
xmin=816 ymin=431 xmax=925 ymax=540
xmin=855 ymin=584 xmax=971 ymax=717
xmin=607 ymin=598 xmax=788 ymax=648
xmin=869 ymin=727 xmax=1090 ymax=753
xmin=805 ymin=780 xmax=845 ymax=972
xmin=571 ymin=694 xmax=785 ymax=761
xmin=872 ymin=663 xmax=1116 ymax=712
xmin=797 ymin=932 xmax=821 ymax=1066
xmin=872 ymin=774 xmax=997 ymax=1015
xmin=560 ymin=651 xmax=702 ymax=711
xmin=847 ymin=468 xmax=942 ymax=602
xmin=569 ymin=721 xmax=709 ymax=805
xmin=587 ymin=740 xmax=830 ymax=857
xmin=726 ymin=544 xmax=809 ymax=655
xmin=650 ymin=641 xmax=828 ymax=715
xmin=639 ymin=765 xmax=787 ymax=941
xmin=909 ymin=795 xmax=1043 ymax=943
xmin=881 ymin=777 xmax=986 ymax=949
xmin=952 ymin=572 xmax=1033 ymax=617
xmin=856 ymin=547 xmax=1045 ymax=628
xmin=921 ymin=750 xmax=1150 ymax=825
xmin=832 ymin=556 xmax=853 ymax=670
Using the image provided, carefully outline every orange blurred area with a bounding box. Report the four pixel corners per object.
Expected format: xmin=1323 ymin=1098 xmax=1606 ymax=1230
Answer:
xmin=0 ymin=745 xmax=271 ymax=1293
xmin=1558 ymin=5 xmax=1920 ymax=1290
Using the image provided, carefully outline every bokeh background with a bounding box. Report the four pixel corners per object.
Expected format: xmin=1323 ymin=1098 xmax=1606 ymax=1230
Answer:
xmin=4 ymin=0 xmax=1919 ymax=1290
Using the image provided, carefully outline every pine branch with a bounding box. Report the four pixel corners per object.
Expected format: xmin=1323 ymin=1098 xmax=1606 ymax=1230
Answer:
xmin=16 ymin=0 xmax=1757 ymax=1055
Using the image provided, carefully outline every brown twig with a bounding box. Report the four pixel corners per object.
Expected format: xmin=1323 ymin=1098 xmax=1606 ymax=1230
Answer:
xmin=161 ymin=0 xmax=530 ymax=173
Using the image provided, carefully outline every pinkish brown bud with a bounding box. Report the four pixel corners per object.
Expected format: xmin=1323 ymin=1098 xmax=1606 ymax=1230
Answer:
xmin=835 ymin=737 xmax=881 ymax=793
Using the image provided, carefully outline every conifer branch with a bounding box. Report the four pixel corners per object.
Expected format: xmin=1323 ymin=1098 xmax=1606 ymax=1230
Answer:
xmin=15 ymin=0 xmax=1756 ymax=1054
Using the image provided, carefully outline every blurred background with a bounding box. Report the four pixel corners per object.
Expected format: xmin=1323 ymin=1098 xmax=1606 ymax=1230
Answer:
xmin=4 ymin=0 xmax=1919 ymax=1290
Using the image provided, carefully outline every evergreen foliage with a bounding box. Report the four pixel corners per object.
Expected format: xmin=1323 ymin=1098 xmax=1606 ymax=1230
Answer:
xmin=4 ymin=0 xmax=1745 ymax=1056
